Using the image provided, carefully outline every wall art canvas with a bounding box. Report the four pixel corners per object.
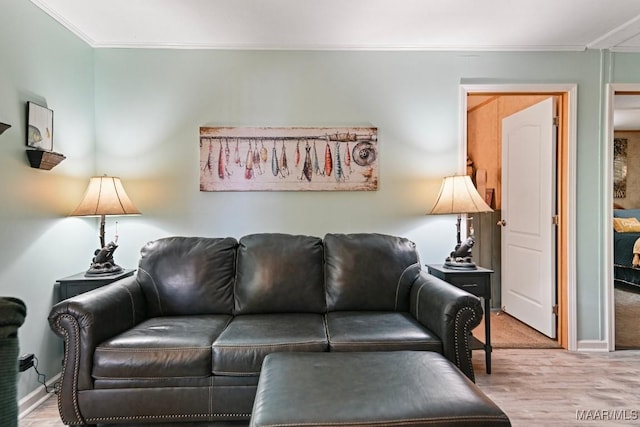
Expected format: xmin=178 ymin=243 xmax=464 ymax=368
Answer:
xmin=26 ymin=102 xmax=53 ymax=151
xmin=614 ymin=137 xmax=628 ymax=199
xmin=200 ymin=127 xmax=378 ymax=191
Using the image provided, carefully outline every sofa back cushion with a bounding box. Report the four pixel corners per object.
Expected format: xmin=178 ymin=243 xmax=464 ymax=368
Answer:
xmin=137 ymin=236 xmax=237 ymax=316
xmin=235 ymin=233 xmax=326 ymax=314
xmin=324 ymin=233 xmax=421 ymax=312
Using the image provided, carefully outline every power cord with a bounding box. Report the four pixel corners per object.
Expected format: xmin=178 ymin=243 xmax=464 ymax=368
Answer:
xmin=32 ymin=356 xmax=57 ymax=394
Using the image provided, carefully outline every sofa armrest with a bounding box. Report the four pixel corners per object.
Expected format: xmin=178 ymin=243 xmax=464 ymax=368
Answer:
xmin=48 ymin=275 xmax=147 ymax=425
xmin=409 ymin=270 xmax=482 ymax=381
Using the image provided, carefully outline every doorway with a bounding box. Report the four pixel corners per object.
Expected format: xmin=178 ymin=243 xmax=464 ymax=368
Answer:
xmin=460 ymin=84 xmax=577 ymax=351
xmin=605 ymin=85 xmax=640 ymax=351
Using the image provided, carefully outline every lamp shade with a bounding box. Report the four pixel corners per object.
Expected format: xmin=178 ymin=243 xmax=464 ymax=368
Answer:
xmin=429 ymin=175 xmax=493 ymax=215
xmin=71 ymin=176 xmax=141 ymax=217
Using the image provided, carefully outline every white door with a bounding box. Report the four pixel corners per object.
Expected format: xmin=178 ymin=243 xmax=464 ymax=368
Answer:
xmin=501 ymin=97 xmax=557 ymax=338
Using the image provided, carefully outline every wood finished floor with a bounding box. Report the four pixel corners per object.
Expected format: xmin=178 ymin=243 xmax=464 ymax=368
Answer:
xmin=19 ymin=349 xmax=640 ymax=427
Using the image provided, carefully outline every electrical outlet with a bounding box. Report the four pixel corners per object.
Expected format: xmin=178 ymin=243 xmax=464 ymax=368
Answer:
xmin=19 ymin=353 xmax=34 ymax=372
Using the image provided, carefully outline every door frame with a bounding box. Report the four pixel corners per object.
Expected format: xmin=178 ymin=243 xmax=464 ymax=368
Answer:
xmin=460 ymin=83 xmax=578 ymax=351
xmin=604 ymin=83 xmax=640 ymax=351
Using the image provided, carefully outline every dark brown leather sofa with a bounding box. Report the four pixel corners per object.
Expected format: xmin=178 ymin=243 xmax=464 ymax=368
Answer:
xmin=49 ymin=233 xmax=483 ymax=426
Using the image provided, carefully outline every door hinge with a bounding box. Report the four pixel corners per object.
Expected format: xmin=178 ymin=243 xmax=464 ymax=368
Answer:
xmin=552 ymin=304 xmax=558 ymax=316
xmin=553 ymin=116 xmax=559 ymax=126
xmin=552 ymin=215 xmax=559 ymax=225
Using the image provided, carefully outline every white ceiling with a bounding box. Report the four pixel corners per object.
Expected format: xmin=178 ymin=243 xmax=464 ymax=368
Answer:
xmin=29 ymin=0 xmax=640 ymax=51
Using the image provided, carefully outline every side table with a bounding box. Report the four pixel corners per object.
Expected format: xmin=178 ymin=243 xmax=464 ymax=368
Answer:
xmin=426 ymin=264 xmax=493 ymax=374
xmin=55 ymin=269 xmax=135 ymax=301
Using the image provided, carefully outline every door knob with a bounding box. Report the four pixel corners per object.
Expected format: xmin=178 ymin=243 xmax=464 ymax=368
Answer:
xmin=497 ymin=219 xmax=507 ymax=226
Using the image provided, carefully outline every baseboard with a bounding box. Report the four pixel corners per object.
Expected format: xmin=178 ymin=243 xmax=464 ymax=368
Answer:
xmin=18 ymin=372 xmax=60 ymax=419
xmin=576 ymin=340 xmax=609 ymax=351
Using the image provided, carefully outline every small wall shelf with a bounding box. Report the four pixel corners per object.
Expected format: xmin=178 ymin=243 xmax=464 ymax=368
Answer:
xmin=26 ymin=149 xmax=66 ymax=170
xmin=0 ymin=122 xmax=10 ymax=135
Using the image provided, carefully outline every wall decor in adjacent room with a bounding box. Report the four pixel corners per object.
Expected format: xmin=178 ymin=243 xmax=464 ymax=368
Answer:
xmin=26 ymin=102 xmax=54 ymax=151
xmin=200 ymin=127 xmax=378 ymax=191
xmin=614 ymin=137 xmax=628 ymax=199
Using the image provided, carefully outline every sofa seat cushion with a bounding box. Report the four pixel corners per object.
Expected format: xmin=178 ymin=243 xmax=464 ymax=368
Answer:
xmin=326 ymin=311 xmax=442 ymax=352
xmin=93 ymin=315 xmax=231 ymax=379
xmin=212 ymin=313 xmax=328 ymax=376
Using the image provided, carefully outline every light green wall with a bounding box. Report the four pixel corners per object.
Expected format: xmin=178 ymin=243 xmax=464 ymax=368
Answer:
xmin=3 ymin=1 xmax=640 ymax=402
xmin=93 ymin=49 xmax=608 ymax=343
xmin=0 ymin=1 xmax=97 ymax=400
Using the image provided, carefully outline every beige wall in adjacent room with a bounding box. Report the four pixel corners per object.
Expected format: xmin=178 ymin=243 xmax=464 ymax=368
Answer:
xmin=467 ymin=94 xmax=557 ymax=210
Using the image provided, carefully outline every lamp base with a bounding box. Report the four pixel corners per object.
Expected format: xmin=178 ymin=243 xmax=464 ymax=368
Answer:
xmin=85 ymin=263 xmax=124 ymax=277
xmin=444 ymin=234 xmax=477 ymax=270
xmin=443 ymin=258 xmax=478 ymax=270
xmin=84 ymin=241 xmax=123 ymax=277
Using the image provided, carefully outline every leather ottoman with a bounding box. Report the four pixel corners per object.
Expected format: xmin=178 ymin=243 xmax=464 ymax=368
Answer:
xmin=250 ymin=352 xmax=510 ymax=427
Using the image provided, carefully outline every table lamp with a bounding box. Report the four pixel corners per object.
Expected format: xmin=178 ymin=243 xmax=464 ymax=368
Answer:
xmin=71 ymin=175 xmax=141 ymax=276
xmin=429 ymin=175 xmax=493 ymax=269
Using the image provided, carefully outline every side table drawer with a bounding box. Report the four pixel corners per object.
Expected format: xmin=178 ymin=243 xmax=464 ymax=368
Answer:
xmin=425 ymin=265 xmax=492 ymax=299
xmin=59 ymin=283 xmax=105 ymax=300
xmin=55 ymin=269 xmax=135 ymax=302
xmin=446 ymin=275 xmax=490 ymax=298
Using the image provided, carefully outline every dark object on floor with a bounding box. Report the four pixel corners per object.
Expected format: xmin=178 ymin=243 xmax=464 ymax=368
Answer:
xmin=251 ymin=351 xmax=511 ymax=427
xmin=0 ymin=297 xmax=26 ymax=427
